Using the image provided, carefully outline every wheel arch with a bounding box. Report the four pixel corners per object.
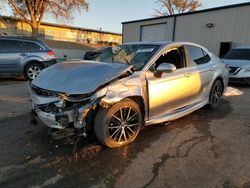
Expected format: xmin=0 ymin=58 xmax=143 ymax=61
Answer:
xmin=100 ymin=95 xmax=146 ymax=120
xmin=214 ymin=76 xmax=225 ymax=92
xmin=127 ymin=96 xmax=146 ymax=120
xmin=208 ymin=76 xmax=224 ymax=109
xmin=23 ymin=60 xmax=44 ymax=74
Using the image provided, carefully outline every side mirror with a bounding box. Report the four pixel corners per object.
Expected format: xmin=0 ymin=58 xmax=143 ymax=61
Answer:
xmin=156 ymin=63 xmax=176 ymax=73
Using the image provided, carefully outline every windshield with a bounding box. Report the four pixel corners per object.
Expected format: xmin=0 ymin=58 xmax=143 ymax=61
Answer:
xmin=90 ymin=44 xmax=160 ymax=70
xmin=224 ymin=49 xmax=250 ymax=60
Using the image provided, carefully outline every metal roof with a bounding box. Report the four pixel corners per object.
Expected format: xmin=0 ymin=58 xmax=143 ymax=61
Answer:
xmin=0 ymin=15 xmax=122 ymax=36
xmin=0 ymin=36 xmax=43 ymax=43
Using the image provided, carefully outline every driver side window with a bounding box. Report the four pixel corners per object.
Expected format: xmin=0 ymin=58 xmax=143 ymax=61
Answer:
xmin=152 ymin=46 xmax=186 ymax=71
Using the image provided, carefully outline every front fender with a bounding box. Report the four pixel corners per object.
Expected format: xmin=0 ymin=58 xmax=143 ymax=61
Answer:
xmin=94 ymin=72 xmax=149 ymax=118
xmin=95 ymin=72 xmax=145 ymax=104
xmin=100 ymin=83 xmax=143 ymax=104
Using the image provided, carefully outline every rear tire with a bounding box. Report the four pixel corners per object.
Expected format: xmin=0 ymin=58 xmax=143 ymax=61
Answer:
xmin=24 ymin=63 xmax=43 ymax=81
xmin=94 ymin=99 xmax=142 ymax=148
xmin=208 ymin=79 xmax=223 ymax=109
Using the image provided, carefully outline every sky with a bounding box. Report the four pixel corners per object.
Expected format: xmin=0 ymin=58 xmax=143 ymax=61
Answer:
xmin=1 ymin=0 xmax=250 ymax=33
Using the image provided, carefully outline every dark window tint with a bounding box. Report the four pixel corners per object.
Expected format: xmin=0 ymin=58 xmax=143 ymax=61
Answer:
xmin=22 ymin=42 xmax=44 ymax=51
xmin=187 ymin=45 xmax=210 ymax=65
xmin=202 ymin=50 xmax=211 ymax=63
xmin=223 ymin=49 xmax=250 ymax=60
xmin=0 ymin=39 xmax=22 ymax=52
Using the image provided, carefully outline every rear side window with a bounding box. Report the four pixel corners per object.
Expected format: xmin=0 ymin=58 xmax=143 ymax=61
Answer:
xmin=0 ymin=39 xmax=23 ymax=52
xmin=186 ymin=45 xmax=211 ymax=65
xmin=224 ymin=49 xmax=250 ymax=60
xmin=22 ymin=42 xmax=44 ymax=51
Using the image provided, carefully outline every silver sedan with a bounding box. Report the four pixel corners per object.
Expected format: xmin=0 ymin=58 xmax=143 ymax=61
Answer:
xmin=29 ymin=41 xmax=229 ymax=148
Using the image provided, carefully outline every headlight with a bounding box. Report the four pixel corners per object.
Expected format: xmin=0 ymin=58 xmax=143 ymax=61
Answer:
xmin=55 ymin=99 xmax=66 ymax=108
xmin=95 ymin=87 xmax=107 ymax=98
xmin=244 ymin=67 xmax=250 ymax=72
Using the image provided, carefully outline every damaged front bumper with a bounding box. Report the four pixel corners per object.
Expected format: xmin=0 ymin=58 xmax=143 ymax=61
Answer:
xmin=28 ymin=83 xmax=101 ymax=129
xmin=34 ymin=108 xmax=75 ymax=129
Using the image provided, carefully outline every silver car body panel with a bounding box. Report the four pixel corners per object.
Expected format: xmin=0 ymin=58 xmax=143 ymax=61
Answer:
xmin=145 ymin=100 xmax=208 ymax=125
xmin=28 ymin=83 xmax=59 ymax=105
xmin=99 ymin=72 xmax=145 ymax=103
xmin=29 ymin=41 xmax=229 ymax=128
xmin=32 ymin=60 xmax=134 ymax=95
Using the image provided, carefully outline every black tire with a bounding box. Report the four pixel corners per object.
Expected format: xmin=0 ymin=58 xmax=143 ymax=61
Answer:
xmin=208 ymin=79 xmax=223 ymax=109
xmin=94 ymin=98 xmax=142 ymax=148
xmin=24 ymin=63 xmax=43 ymax=81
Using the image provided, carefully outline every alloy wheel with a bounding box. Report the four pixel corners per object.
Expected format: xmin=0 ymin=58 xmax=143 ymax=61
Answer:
xmin=211 ymin=80 xmax=223 ymax=106
xmin=27 ymin=65 xmax=41 ymax=80
xmin=108 ymin=106 xmax=140 ymax=144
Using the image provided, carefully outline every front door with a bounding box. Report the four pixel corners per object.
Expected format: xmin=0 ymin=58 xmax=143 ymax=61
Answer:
xmin=146 ymin=46 xmax=201 ymax=119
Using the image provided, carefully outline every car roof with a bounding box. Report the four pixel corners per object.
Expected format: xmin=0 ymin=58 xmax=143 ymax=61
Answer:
xmin=123 ymin=41 xmax=171 ymax=45
xmin=123 ymin=41 xmax=209 ymax=51
xmin=234 ymin=46 xmax=250 ymax=50
xmin=0 ymin=36 xmax=43 ymax=44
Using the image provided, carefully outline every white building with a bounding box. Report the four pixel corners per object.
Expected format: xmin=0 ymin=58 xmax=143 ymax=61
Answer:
xmin=122 ymin=2 xmax=250 ymax=57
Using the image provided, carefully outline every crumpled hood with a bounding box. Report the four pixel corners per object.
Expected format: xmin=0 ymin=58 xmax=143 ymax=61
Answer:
xmin=222 ymin=59 xmax=250 ymax=68
xmin=32 ymin=60 xmax=133 ymax=95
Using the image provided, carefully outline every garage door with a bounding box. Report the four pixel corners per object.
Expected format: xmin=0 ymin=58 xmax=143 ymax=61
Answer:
xmin=141 ymin=23 xmax=167 ymax=42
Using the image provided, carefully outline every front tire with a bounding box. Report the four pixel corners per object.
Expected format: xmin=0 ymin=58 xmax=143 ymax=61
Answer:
xmin=24 ymin=63 xmax=43 ymax=80
xmin=208 ymin=79 xmax=223 ymax=109
xmin=94 ymin=99 xmax=142 ymax=148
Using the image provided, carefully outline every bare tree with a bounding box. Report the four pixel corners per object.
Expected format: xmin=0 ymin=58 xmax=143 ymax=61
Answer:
xmin=4 ymin=0 xmax=88 ymax=38
xmin=154 ymin=0 xmax=202 ymax=16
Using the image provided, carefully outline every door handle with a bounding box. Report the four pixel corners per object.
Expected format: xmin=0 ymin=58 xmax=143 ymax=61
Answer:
xmin=210 ymin=67 xmax=215 ymax=71
xmin=20 ymin=52 xmax=28 ymax=57
xmin=184 ymin=73 xmax=192 ymax=77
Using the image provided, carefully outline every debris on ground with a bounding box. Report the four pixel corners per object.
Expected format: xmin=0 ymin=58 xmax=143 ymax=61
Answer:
xmin=71 ymin=144 xmax=102 ymax=161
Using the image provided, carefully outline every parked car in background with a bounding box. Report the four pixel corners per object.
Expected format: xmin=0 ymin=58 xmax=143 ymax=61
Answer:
xmin=29 ymin=41 xmax=228 ymax=148
xmin=0 ymin=37 xmax=56 ymax=80
xmin=223 ymin=46 xmax=250 ymax=84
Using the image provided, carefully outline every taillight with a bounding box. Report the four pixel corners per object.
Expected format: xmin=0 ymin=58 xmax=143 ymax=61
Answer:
xmin=47 ymin=51 xmax=55 ymax=56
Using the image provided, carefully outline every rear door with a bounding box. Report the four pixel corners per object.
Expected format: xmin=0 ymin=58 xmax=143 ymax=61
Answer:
xmin=0 ymin=39 xmax=24 ymax=75
xmin=185 ymin=45 xmax=214 ymax=101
